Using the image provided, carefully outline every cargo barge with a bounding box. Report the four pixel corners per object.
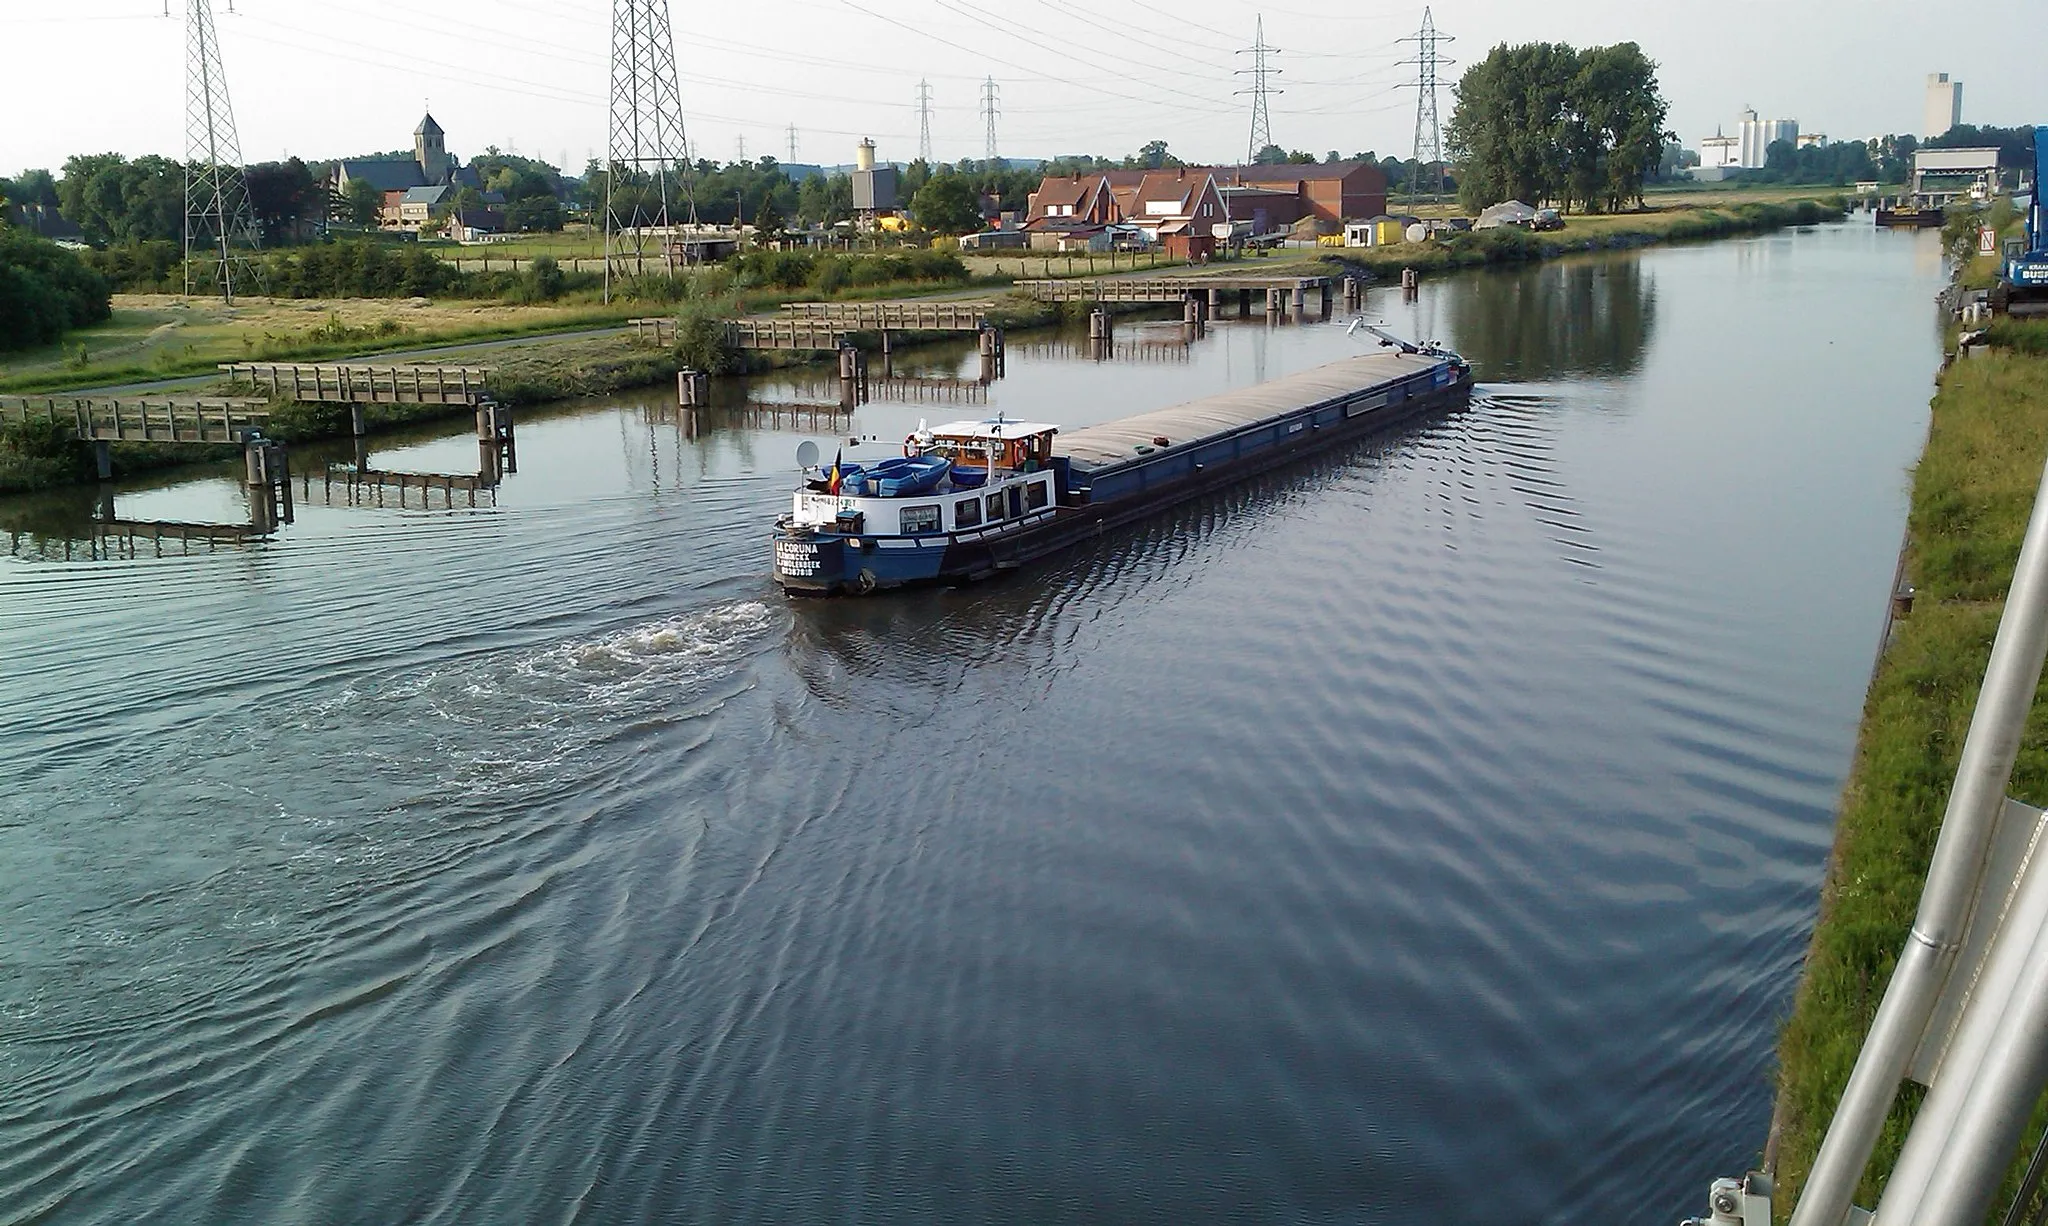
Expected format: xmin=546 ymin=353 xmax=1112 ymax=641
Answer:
xmin=770 ymin=333 xmax=1473 ymax=595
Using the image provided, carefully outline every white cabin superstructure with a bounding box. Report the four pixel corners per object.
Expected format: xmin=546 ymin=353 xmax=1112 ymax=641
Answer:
xmin=786 ymin=419 xmax=1062 ymax=542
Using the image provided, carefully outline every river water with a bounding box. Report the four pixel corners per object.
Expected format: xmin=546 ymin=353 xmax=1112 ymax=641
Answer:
xmin=0 ymin=222 xmax=1945 ymax=1224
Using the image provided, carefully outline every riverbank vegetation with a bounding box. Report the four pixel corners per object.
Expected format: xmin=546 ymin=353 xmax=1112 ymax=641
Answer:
xmin=0 ymin=247 xmax=975 ymax=392
xmin=0 ymin=229 xmax=113 ymax=352
xmin=0 ymin=294 xmax=646 ymax=393
xmin=1323 ymin=197 xmax=1842 ymax=277
xmin=1772 ymin=319 xmax=2048 ymax=1212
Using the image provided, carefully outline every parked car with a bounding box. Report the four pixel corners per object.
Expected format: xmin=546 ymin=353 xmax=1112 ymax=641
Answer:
xmin=1531 ymin=208 xmax=1565 ymax=232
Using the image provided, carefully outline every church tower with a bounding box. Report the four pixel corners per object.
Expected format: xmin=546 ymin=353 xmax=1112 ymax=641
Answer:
xmin=414 ymin=112 xmax=449 ymax=183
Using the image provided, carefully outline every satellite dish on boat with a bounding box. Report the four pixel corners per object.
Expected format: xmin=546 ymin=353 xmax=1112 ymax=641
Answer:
xmin=795 ymin=440 xmax=820 ymax=470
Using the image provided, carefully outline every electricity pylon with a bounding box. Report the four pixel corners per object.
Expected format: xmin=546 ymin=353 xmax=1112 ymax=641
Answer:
xmin=980 ymin=77 xmax=1001 ymax=167
xmin=605 ymin=0 xmax=692 ymax=301
xmin=183 ymin=0 xmax=260 ymax=303
xmin=917 ymin=79 xmax=934 ymax=164
xmin=1397 ymin=7 xmax=1455 ymax=204
xmin=1235 ymin=15 xmax=1281 ymax=163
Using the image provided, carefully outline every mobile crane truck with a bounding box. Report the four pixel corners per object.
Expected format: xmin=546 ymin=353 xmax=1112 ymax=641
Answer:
xmin=1994 ymin=124 xmax=2048 ymax=317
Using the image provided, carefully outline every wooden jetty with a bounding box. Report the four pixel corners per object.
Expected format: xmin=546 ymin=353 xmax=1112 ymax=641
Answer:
xmin=1008 ymin=337 xmax=1193 ymax=364
xmin=1013 ymin=274 xmax=1332 ymax=311
xmin=645 ymin=401 xmax=854 ymax=433
xmin=727 ymin=319 xmax=852 ymax=351
xmin=868 ymin=376 xmax=990 ymax=404
xmin=631 ymin=317 xmax=852 ymax=351
xmin=780 ymin=374 xmax=990 ymax=406
xmin=0 ymin=396 xmax=270 ymax=444
xmin=217 ymin=363 xmax=492 ymax=405
xmin=96 ymin=519 xmax=274 ymax=553
xmin=777 ymin=301 xmax=996 ymax=331
xmin=301 ymin=466 xmax=497 ymax=510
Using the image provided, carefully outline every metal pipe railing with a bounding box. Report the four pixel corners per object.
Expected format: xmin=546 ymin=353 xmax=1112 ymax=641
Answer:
xmin=1793 ymin=448 xmax=2048 ymax=1226
xmin=1876 ymin=838 xmax=2048 ymax=1222
xmin=1916 ymin=917 xmax=2048 ymax=1226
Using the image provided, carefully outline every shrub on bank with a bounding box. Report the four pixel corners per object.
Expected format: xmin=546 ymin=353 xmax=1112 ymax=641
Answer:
xmin=0 ymin=230 xmax=113 ymax=351
xmin=0 ymin=416 xmax=89 ymax=494
xmin=670 ymin=299 xmax=742 ymax=375
xmin=1987 ymin=318 xmax=2048 ymax=357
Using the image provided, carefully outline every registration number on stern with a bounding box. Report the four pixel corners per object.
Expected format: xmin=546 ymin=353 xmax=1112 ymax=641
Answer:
xmin=775 ymin=540 xmax=823 ymax=577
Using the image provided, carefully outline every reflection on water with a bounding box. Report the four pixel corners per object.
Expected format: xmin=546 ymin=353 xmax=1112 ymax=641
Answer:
xmin=0 ymin=223 xmax=1951 ymax=1225
xmin=1443 ymin=256 xmax=1659 ymax=380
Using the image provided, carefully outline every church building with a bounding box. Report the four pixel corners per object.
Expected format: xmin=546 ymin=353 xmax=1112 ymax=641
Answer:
xmin=333 ymin=112 xmax=484 ymax=201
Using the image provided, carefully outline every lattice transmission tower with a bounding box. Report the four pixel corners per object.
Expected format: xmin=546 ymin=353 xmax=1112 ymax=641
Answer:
xmin=916 ymin=79 xmax=934 ymax=164
xmin=183 ymin=0 xmax=260 ymax=303
xmin=605 ymin=0 xmax=693 ymax=301
xmin=788 ymin=124 xmax=798 ymax=164
xmin=1235 ymin=16 xmax=1282 ymax=163
xmin=1397 ymin=7 xmax=1454 ymax=203
xmin=980 ymin=77 xmax=1001 ymax=167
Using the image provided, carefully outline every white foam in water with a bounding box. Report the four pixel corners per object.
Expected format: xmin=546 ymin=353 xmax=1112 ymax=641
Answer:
xmin=519 ymin=601 xmax=776 ymax=704
xmin=283 ymin=602 xmax=776 ymax=800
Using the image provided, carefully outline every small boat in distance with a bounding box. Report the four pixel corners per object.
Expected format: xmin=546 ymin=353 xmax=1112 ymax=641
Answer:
xmin=772 ymin=329 xmax=1473 ymax=596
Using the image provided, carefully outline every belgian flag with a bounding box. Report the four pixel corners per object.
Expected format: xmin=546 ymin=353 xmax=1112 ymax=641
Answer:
xmin=826 ymin=448 xmax=844 ymax=495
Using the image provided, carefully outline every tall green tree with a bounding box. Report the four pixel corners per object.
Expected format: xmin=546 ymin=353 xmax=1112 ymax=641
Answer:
xmin=57 ymin=153 xmax=184 ymax=244
xmin=343 ymin=176 xmax=384 ymax=227
xmin=2 ymin=169 xmax=60 ymax=210
xmin=244 ymin=158 xmax=317 ymax=243
xmin=1446 ymin=41 xmax=1670 ymax=213
xmin=909 ymin=173 xmax=982 ymax=235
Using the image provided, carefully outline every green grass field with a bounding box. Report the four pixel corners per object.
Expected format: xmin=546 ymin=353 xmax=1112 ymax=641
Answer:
xmin=0 ymin=295 xmax=648 ymax=393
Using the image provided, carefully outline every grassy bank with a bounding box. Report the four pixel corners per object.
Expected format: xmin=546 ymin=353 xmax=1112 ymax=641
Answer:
xmin=1339 ymin=197 xmax=1845 ymax=276
xmin=1772 ymin=318 xmax=2048 ymax=1213
xmin=0 ymin=295 xmax=645 ymax=393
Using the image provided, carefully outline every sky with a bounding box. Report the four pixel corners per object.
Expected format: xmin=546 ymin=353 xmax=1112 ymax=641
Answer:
xmin=4 ymin=0 xmax=2044 ymax=178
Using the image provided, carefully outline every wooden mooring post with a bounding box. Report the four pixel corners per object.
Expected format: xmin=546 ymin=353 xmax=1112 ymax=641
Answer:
xmin=837 ymin=344 xmax=869 ymax=406
xmin=476 ymin=400 xmax=517 ymax=478
xmin=677 ymin=369 xmax=709 ymax=407
xmin=978 ymin=325 xmax=1006 ymax=382
xmin=245 ymin=438 xmax=292 ymax=532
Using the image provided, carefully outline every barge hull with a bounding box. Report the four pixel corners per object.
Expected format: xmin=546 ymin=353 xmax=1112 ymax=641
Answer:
xmin=774 ymin=352 xmax=1472 ymax=595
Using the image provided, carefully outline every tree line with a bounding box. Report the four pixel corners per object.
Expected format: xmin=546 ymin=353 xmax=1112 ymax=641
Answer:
xmin=1447 ymin=41 xmax=1672 ymax=213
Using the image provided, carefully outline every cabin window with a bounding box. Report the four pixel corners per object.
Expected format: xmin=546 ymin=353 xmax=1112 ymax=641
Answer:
xmin=955 ymin=497 xmax=981 ymax=529
xmin=985 ymin=491 xmax=1007 ymax=522
xmin=1025 ymin=479 xmax=1049 ymax=511
xmin=900 ymin=504 xmax=941 ymax=534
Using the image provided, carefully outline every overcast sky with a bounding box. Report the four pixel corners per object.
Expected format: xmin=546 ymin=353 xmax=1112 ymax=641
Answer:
xmin=5 ymin=0 xmax=2043 ymax=177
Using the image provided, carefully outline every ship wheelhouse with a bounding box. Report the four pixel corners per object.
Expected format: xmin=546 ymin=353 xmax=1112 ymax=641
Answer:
xmin=783 ymin=419 xmax=1063 ymax=543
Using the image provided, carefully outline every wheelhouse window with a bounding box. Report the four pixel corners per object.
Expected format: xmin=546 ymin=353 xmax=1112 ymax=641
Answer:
xmin=955 ymin=498 xmax=981 ymax=529
xmin=900 ymin=504 xmax=941 ymax=534
xmin=985 ymin=491 xmax=1007 ymax=522
xmin=1025 ymin=480 xmax=1049 ymax=511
